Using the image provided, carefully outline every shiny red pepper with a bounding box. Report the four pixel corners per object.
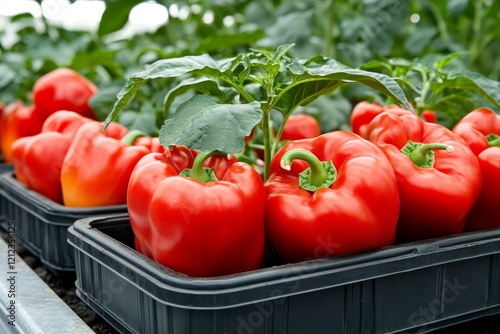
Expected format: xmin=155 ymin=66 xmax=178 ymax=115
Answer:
xmin=132 ymin=136 xmax=164 ymax=153
xmin=363 ymin=110 xmax=482 ymax=242
xmin=421 ymin=110 xmax=438 ymax=123
xmin=264 ymin=131 xmax=400 ymax=263
xmin=12 ymin=111 xmax=91 ymax=203
xmin=350 ymin=101 xmax=385 ymax=136
xmin=12 ymin=111 xmax=127 ymax=204
xmin=61 ymin=122 xmax=149 ymax=207
xmin=0 ymin=101 xmax=43 ymax=162
xmin=281 ymin=114 xmax=321 ymax=141
xmin=452 ymin=107 xmax=500 ymax=231
xmin=128 ymin=149 xmax=265 ymax=277
xmin=350 ymin=101 xmax=436 ymax=137
xmin=32 ymin=68 xmax=98 ymax=121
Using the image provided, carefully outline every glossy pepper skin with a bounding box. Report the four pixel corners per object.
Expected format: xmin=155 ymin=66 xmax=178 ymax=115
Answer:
xmin=452 ymin=107 xmax=500 ymax=231
xmin=363 ymin=110 xmax=482 ymax=242
xmin=12 ymin=111 xmax=127 ymax=204
xmin=452 ymin=107 xmax=500 ymax=156
xmin=128 ymin=149 xmax=265 ymax=277
xmin=265 ymin=130 xmax=400 ymax=263
xmin=350 ymin=101 xmax=386 ymax=136
xmin=133 ymin=136 xmax=164 ymax=153
xmin=350 ymin=101 xmax=436 ymax=137
xmin=32 ymin=68 xmax=98 ymax=121
xmin=0 ymin=101 xmax=43 ymax=162
xmin=61 ymin=121 xmax=149 ymax=207
xmin=281 ymin=114 xmax=321 ymax=141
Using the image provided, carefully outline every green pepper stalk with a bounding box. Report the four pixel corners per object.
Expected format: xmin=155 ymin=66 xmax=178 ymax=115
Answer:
xmin=180 ymin=151 xmax=227 ymax=183
xmin=401 ymin=140 xmax=454 ymax=168
xmin=280 ymin=148 xmax=337 ymax=191
xmin=487 ymin=134 xmax=500 ymax=147
xmin=120 ymin=130 xmax=146 ymax=146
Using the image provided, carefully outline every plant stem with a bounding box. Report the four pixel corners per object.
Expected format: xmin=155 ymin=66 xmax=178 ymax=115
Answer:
xmin=261 ymin=109 xmax=273 ymax=181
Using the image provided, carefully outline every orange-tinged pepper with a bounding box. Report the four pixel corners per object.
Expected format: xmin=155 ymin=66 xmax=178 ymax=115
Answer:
xmin=61 ymin=122 xmax=150 ymax=207
xmin=0 ymin=101 xmax=43 ymax=162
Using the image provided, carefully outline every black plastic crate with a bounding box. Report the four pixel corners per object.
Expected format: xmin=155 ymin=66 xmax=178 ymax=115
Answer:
xmin=0 ymin=172 xmax=127 ymax=273
xmin=0 ymin=157 xmax=13 ymax=174
xmin=68 ymin=214 xmax=500 ymax=334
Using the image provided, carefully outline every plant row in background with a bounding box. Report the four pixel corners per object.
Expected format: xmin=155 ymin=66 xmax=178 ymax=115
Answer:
xmin=2 ymin=0 xmax=500 ymax=132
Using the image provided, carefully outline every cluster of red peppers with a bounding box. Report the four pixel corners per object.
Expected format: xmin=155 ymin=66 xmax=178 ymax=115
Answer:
xmin=3 ymin=68 xmax=163 ymax=207
xmin=129 ymin=101 xmax=499 ymax=277
xmin=351 ymin=102 xmax=498 ymax=238
xmin=3 ymin=68 xmax=499 ymax=278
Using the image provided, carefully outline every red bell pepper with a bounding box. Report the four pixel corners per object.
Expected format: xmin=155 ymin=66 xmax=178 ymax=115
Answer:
xmin=350 ymin=101 xmax=385 ymax=136
xmin=61 ymin=122 xmax=149 ymax=207
xmin=452 ymin=107 xmax=500 ymax=156
xmin=452 ymin=107 xmax=500 ymax=231
xmin=0 ymin=101 xmax=43 ymax=162
xmin=363 ymin=110 xmax=482 ymax=242
xmin=281 ymin=114 xmax=321 ymax=141
xmin=421 ymin=110 xmax=438 ymax=123
xmin=128 ymin=149 xmax=265 ymax=277
xmin=12 ymin=111 xmax=128 ymax=204
xmin=128 ymin=146 xmax=195 ymax=259
xmin=132 ymin=136 xmax=164 ymax=153
xmin=264 ymin=131 xmax=400 ymax=263
xmin=32 ymin=68 xmax=98 ymax=121
xmin=350 ymin=101 xmax=436 ymax=137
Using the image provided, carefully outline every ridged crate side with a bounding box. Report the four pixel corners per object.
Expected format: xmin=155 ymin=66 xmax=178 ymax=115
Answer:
xmin=371 ymin=266 xmax=441 ymax=333
xmin=43 ymin=221 xmax=75 ymax=271
xmin=0 ymin=187 xmax=43 ymax=255
xmin=442 ymin=256 xmax=491 ymax=316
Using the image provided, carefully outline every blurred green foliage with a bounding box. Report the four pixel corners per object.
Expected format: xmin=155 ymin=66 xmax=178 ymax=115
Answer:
xmin=1 ymin=0 xmax=499 ymax=131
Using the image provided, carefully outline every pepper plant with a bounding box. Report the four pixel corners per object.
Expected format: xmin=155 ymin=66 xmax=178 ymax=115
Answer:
xmin=105 ymin=44 xmax=410 ymax=180
xmin=361 ymin=53 xmax=500 ymax=127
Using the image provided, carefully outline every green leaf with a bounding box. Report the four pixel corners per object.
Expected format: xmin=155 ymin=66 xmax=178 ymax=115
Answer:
xmin=0 ymin=65 xmax=16 ymax=90
xmin=274 ymin=55 xmax=410 ymax=114
xmin=97 ymin=0 xmax=142 ymax=37
xmin=447 ymin=0 xmax=469 ymax=17
xmin=431 ymin=52 xmax=466 ymax=70
xmin=89 ymin=82 xmax=125 ymax=121
xmin=159 ymin=95 xmax=262 ymax=154
xmin=163 ymin=78 xmax=238 ymax=117
xmin=104 ymin=54 xmax=223 ymax=127
xmin=404 ymin=26 xmax=438 ymax=56
xmin=120 ymin=107 xmax=159 ymax=136
xmin=444 ymin=70 xmax=500 ymax=107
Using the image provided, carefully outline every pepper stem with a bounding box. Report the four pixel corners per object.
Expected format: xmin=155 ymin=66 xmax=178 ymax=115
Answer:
xmin=180 ymin=151 xmax=220 ymax=183
xmin=121 ymin=130 xmax=146 ymax=146
xmin=487 ymin=134 xmax=500 ymax=147
xmin=280 ymin=149 xmax=336 ymax=192
xmin=401 ymin=140 xmax=454 ymax=168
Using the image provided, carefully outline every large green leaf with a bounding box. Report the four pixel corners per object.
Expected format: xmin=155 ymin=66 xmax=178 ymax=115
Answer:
xmin=97 ymin=0 xmax=142 ymax=37
xmin=274 ymin=55 xmax=411 ymax=113
xmin=163 ymin=77 xmax=238 ymax=117
xmin=159 ymin=95 xmax=262 ymax=154
xmin=104 ymin=54 xmax=226 ymax=126
xmin=444 ymin=70 xmax=500 ymax=107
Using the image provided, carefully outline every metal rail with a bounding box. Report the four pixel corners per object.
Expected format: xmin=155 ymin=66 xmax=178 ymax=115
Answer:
xmin=0 ymin=234 xmax=94 ymax=334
